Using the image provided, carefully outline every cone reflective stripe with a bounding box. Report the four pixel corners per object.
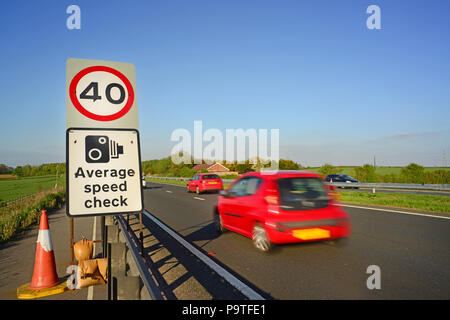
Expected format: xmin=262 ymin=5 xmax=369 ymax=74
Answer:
xmin=28 ymin=210 xmax=61 ymax=290
xmin=37 ymin=229 xmax=53 ymax=252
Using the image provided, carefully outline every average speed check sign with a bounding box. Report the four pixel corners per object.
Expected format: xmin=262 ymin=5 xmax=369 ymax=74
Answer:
xmin=66 ymin=58 xmax=142 ymax=217
xmin=66 ymin=128 xmax=143 ymax=217
xmin=66 ymin=58 xmax=139 ymax=129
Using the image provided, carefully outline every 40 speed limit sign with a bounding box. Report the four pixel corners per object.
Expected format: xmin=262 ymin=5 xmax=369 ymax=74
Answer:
xmin=66 ymin=58 xmax=139 ymax=129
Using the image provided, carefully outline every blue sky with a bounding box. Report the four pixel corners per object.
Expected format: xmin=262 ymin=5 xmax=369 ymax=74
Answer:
xmin=0 ymin=0 xmax=449 ymax=167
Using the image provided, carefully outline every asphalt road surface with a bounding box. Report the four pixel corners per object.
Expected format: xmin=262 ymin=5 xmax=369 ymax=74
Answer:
xmin=143 ymin=182 xmax=450 ymax=300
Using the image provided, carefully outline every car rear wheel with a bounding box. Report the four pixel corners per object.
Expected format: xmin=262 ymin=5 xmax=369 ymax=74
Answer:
xmin=252 ymin=223 xmax=272 ymax=253
xmin=214 ymin=210 xmax=226 ymax=234
xmin=186 ymin=185 xmax=190 ymax=193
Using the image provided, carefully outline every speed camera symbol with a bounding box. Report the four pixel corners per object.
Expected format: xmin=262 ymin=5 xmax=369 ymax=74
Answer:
xmin=85 ymin=135 xmax=124 ymax=163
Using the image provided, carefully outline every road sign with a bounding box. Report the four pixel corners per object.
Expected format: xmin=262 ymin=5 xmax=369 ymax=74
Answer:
xmin=66 ymin=58 xmax=139 ymax=129
xmin=66 ymin=128 xmax=143 ymax=217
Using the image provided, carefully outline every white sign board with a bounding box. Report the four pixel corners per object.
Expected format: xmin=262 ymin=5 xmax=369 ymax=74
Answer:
xmin=66 ymin=58 xmax=139 ymax=130
xmin=66 ymin=128 xmax=143 ymax=217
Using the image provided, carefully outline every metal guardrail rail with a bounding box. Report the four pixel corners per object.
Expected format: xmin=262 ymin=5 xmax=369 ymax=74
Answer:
xmin=325 ymin=182 xmax=450 ymax=191
xmin=116 ymin=214 xmax=163 ymax=300
xmin=147 ymin=176 xmax=235 ymax=183
xmin=147 ymin=176 xmax=450 ymax=192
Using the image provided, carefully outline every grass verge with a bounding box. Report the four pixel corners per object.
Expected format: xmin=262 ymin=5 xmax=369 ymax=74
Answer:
xmin=0 ymin=187 xmax=66 ymax=243
xmin=337 ymin=191 xmax=450 ymax=214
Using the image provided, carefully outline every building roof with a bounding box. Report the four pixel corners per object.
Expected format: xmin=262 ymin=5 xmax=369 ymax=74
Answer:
xmin=191 ymin=163 xmax=213 ymax=170
xmin=192 ymin=162 xmax=230 ymax=171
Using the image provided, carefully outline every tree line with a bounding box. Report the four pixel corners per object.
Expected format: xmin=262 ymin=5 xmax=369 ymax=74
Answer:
xmin=1 ymin=160 xmax=449 ymax=184
xmin=141 ymin=157 xmax=301 ymax=178
xmin=0 ymin=163 xmax=66 ymax=177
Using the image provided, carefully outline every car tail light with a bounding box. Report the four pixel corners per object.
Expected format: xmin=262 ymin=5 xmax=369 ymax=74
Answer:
xmin=264 ymin=195 xmax=279 ymax=205
xmin=264 ymin=188 xmax=280 ymax=214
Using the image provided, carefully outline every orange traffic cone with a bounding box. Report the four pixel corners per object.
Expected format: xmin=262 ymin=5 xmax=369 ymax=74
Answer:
xmin=28 ymin=210 xmax=61 ymax=289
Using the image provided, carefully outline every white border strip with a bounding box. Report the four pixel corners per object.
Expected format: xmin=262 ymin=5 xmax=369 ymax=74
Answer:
xmin=339 ymin=204 xmax=450 ymax=220
xmin=143 ymin=209 xmax=265 ymax=300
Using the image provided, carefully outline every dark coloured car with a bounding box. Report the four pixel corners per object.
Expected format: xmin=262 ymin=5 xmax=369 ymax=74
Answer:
xmin=325 ymin=174 xmax=360 ymax=189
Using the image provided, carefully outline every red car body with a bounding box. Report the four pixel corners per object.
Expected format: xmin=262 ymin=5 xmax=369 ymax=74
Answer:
xmin=215 ymin=171 xmax=351 ymax=251
xmin=187 ymin=173 xmax=224 ymax=194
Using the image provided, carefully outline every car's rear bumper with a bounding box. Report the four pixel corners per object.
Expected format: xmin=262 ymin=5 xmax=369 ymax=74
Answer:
xmin=264 ymin=219 xmax=351 ymax=244
xmin=201 ymin=184 xmax=223 ymax=191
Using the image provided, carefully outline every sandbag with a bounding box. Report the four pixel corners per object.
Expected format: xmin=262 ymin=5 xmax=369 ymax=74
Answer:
xmin=97 ymin=258 xmax=108 ymax=281
xmin=79 ymin=259 xmax=98 ymax=275
xmin=73 ymin=237 xmax=93 ymax=262
xmin=77 ymin=259 xmax=105 ymax=288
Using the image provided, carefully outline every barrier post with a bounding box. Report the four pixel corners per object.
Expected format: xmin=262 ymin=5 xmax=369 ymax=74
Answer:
xmin=101 ymin=216 xmax=106 ymax=258
xmin=139 ymin=213 xmax=144 ymax=257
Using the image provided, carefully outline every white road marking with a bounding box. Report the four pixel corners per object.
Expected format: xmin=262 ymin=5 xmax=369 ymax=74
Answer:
xmin=87 ymin=216 xmax=97 ymax=300
xmin=193 ymin=197 xmax=205 ymax=201
xmin=339 ymin=204 xmax=450 ymax=220
xmin=143 ymin=209 xmax=265 ymax=300
xmin=166 ymin=190 xmax=173 ymax=193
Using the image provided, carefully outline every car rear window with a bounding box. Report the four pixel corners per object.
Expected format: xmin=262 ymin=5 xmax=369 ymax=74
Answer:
xmin=202 ymin=174 xmax=220 ymax=180
xmin=277 ymin=177 xmax=329 ymax=211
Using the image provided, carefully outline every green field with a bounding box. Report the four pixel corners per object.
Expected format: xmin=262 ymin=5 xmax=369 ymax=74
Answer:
xmin=0 ymin=175 xmax=66 ymax=204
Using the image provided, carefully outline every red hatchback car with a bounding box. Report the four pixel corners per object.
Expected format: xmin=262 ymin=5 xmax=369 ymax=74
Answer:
xmin=214 ymin=171 xmax=351 ymax=252
xmin=187 ymin=173 xmax=224 ymax=194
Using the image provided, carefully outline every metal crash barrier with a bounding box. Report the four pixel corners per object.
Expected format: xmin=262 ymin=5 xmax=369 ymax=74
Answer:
xmin=104 ymin=214 xmax=163 ymax=300
xmin=148 ymin=176 xmax=450 ymax=192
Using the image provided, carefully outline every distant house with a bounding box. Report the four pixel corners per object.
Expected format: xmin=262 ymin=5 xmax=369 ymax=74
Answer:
xmin=191 ymin=163 xmax=236 ymax=176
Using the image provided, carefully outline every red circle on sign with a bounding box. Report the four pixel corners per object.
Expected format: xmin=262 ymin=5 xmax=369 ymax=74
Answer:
xmin=69 ymin=66 xmax=135 ymax=121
